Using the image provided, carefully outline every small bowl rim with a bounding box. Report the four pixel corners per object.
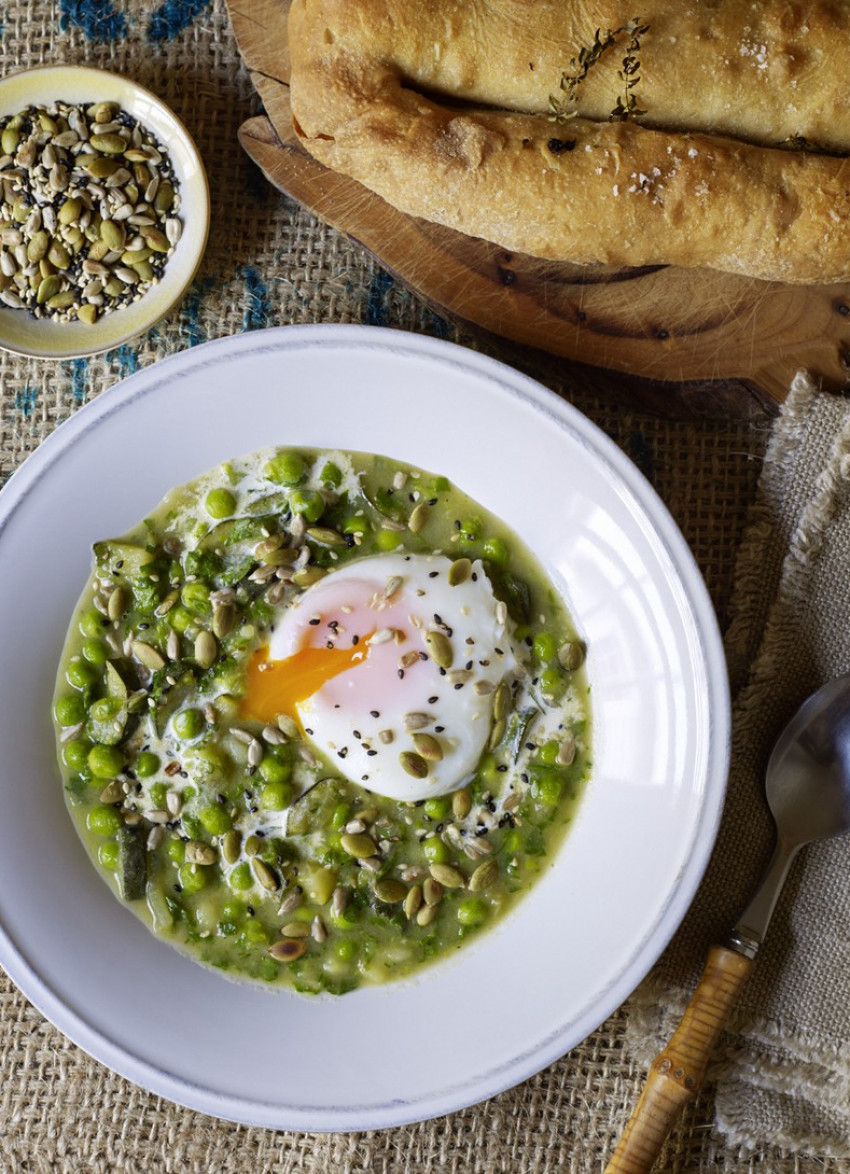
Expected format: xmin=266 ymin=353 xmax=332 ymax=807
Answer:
xmin=0 ymin=63 xmax=210 ymax=361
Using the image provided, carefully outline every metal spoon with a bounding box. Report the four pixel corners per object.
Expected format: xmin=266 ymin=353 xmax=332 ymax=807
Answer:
xmin=604 ymin=672 xmax=850 ymax=1174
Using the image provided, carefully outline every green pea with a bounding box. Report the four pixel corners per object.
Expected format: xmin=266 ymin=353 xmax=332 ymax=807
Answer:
xmin=289 ymin=488 xmax=324 ymax=522
xmin=259 ymin=756 xmax=291 ymax=785
xmin=205 ymin=487 xmax=236 ymax=519
xmin=481 ymin=536 xmax=509 ymax=563
xmin=167 ymin=838 xmax=186 ymax=864
xmin=502 ymin=829 xmax=522 ymax=855
xmin=178 ymin=863 xmax=208 ymax=894
xmin=228 ymin=862 xmax=252 ymax=891
xmin=477 ymin=754 xmax=502 ymax=788
xmin=199 ymin=804 xmax=232 ymax=835
xmin=375 ymin=528 xmax=402 ymax=551
xmin=341 ymin=516 xmax=368 ymax=535
xmin=424 ymin=796 xmax=451 ymax=820
xmin=66 ymin=659 xmax=98 ymax=689
xmin=81 ymin=638 xmax=109 ymax=665
xmin=537 ymin=740 xmax=561 ymax=766
xmin=87 ymin=744 xmax=124 ymax=779
xmin=89 ymin=696 xmax=122 ymax=724
xmin=173 ymin=707 xmax=205 ymax=740
xmin=220 ymin=899 xmax=243 ymax=922
xmin=265 ymin=450 xmax=307 ymax=486
xmin=86 ymin=804 xmax=123 ymax=835
xmin=135 ymin=751 xmax=160 ymax=778
xmin=168 ymin=605 xmax=193 ymax=633
xmin=79 ymin=607 xmax=108 ymax=638
xmin=535 ymin=774 xmax=563 ymax=806
xmin=63 ymin=738 xmax=92 ymax=771
xmin=260 ymin=780 xmax=292 ymax=811
xmin=538 ymin=667 xmax=564 ymax=697
xmin=242 ymin=920 xmax=269 ymax=945
xmin=335 ymin=938 xmax=358 ymax=961
xmin=319 ymin=460 xmax=343 ymax=487
xmin=150 ymin=782 xmax=168 ymax=809
xmin=460 ymin=516 xmax=483 ymax=541
xmin=181 ymin=581 xmax=211 ymax=615
xmin=429 ymin=476 xmax=450 ymax=495
xmin=532 ymin=632 xmax=557 ymax=662
xmin=330 ymin=803 xmax=351 ymax=830
xmin=98 ymin=841 xmax=120 ymax=869
xmin=457 ymin=897 xmax=487 ymax=927
xmin=55 ymin=693 xmax=87 ymax=726
xmin=423 ymin=836 xmax=449 ymax=864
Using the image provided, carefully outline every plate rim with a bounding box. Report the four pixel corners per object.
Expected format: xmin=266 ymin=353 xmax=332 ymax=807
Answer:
xmin=0 ymin=324 xmax=730 ymax=1129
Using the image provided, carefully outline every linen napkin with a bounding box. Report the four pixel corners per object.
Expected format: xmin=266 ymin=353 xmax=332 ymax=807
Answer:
xmin=626 ymin=372 xmax=850 ymax=1157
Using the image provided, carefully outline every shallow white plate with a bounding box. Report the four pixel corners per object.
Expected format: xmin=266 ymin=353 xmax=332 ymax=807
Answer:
xmin=0 ymin=65 xmax=209 ymax=359
xmin=0 ymin=325 xmax=729 ymax=1130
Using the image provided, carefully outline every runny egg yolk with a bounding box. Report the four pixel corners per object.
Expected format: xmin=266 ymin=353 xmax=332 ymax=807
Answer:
xmin=241 ymin=640 xmax=370 ymax=726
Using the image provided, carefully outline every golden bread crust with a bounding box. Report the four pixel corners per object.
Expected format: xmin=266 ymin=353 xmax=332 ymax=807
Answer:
xmin=289 ymin=0 xmax=850 ymax=283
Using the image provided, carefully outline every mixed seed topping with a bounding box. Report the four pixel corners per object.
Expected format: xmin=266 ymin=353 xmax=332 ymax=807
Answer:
xmin=0 ymin=101 xmax=181 ymax=322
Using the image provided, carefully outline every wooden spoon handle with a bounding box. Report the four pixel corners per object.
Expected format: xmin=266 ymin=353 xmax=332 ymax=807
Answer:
xmin=603 ymin=946 xmax=754 ymax=1174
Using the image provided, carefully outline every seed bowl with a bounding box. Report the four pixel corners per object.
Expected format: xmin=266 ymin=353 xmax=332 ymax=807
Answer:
xmin=0 ymin=65 xmax=209 ymax=360
xmin=0 ymin=326 xmax=729 ymax=1129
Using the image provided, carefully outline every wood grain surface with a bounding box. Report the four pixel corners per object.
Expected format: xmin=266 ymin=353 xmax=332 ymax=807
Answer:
xmin=228 ymin=0 xmax=850 ymax=417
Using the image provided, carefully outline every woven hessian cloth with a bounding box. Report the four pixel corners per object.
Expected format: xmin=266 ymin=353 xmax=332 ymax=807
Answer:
xmin=2 ymin=4 xmax=847 ymax=1173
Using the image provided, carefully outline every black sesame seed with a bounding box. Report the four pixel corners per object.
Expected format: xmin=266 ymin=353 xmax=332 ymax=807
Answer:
xmin=428 ymin=696 xmax=439 ymax=704
xmin=369 ymin=710 xmax=380 ymax=718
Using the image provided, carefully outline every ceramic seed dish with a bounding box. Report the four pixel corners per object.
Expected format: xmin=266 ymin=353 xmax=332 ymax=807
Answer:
xmin=0 ymin=326 xmax=730 ymax=1129
xmin=0 ymin=65 xmax=209 ymax=359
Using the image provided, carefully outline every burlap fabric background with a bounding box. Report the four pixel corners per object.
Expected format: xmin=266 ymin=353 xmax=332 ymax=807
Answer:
xmin=0 ymin=4 xmax=845 ymax=1173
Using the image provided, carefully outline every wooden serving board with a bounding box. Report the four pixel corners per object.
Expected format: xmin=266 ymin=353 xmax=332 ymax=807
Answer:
xmin=227 ymin=0 xmax=850 ymax=417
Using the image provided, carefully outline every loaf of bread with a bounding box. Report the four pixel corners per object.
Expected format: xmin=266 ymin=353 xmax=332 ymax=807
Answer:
xmin=288 ymin=1 xmax=850 ymax=283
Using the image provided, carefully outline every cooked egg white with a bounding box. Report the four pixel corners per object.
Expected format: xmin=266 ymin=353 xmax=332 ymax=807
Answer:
xmin=240 ymin=552 xmax=520 ymax=800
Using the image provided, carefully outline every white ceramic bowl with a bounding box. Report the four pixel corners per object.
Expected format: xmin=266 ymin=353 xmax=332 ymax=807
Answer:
xmin=0 ymin=65 xmax=209 ymax=359
xmin=0 ymin=326 xmax=729 ymax=1129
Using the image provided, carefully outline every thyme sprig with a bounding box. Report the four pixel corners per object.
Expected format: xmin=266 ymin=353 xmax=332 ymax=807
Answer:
xmin=549 ymin=18 xmax=649 ymax=123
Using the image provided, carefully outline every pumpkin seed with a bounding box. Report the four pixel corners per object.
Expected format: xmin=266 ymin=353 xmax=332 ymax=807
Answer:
xmin=282 ymin=921 xmax=310 ymax=938
xmin=424 ymin=628 xmax=453 ymax=670
xmin=430 ymin=863 xmax=466 ymax=888
xmin=212 ymin=602 xmax=235 ymax=638
xmin=99 ymin=781 xmax=124 ymax=803
xmin=221 ymin=829 xmax=241 ymax=864
xmin=469 ymin=859 xmax=498 ymax=892
xmin=375 ymin=878 xmax=407 ymax=903
xmin=557 ymin=735 xmax=577 ymax=766
xmin=493 ymin=681 xmax=511 ymax=721
xmin=77 ymin=303 xmax=98 ymax=325
xmin=251 ymin=858 xmax=279 ymax=891
xmin=399 ymin=750 xmax=429 ymax=779
xmin=90 ymin=132 xmax=128 ymax=154
xmin=417 ymin=903 xmax=437 ymax=927
xmin=100 ymin=218 xmax=126 ymax=251
xmin=408 ymin=502 xmax=429 ymax=533
xmin=27 ymin=231 xmax=50 ymax=264
xmin=107 ymin=586 xmax=126 ymax=621
xmin=448 ymin=557 xmax=472 ymax=586
xmin=452 ymin=787 xmax=472 ymax=819
xmin=305 ymin=526 xmax=346 ymax=546
xmin=558 ymin=641 xmax=585 ymax=670
xmin=340 ymin=832 xmax=377 ymax=858
xmin=412 ymin=732 xmax=443 ymax=761
xmin=422 ymin=878 xmax=443 ymax=905
xmin=268 ymin=938 xmax=307 ymax=962
xmin=132 ymin=640 xmax=165 ymax=671
xmin=194 ymin=630 xmax=217 ymax=669
xmin=404 ymin=883 xmax=423 ymax=919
